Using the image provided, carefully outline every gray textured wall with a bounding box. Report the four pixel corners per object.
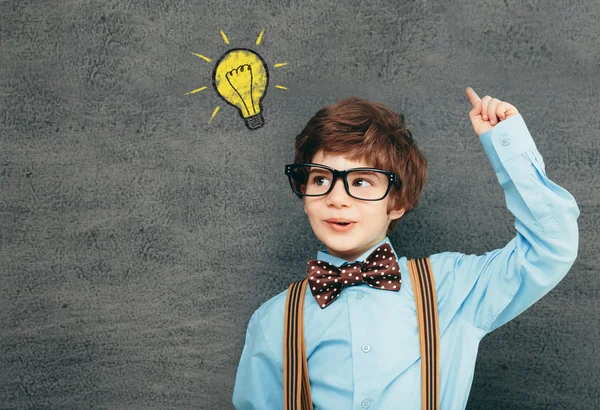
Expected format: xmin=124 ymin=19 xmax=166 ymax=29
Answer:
xmin=1 ymin=0 xmax=599 ymax=409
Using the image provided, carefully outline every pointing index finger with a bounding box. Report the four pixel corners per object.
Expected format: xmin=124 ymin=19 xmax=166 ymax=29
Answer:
xmin=466 ymin=87 xmax=481 ymax=108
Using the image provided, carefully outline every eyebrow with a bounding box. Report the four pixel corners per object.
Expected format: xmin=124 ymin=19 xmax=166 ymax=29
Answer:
xmin=309 ymin=166 xmax=378 ymax=172
xmin=308 ymin=167 xmax=330 ymax=174
xmin=308 ymin=167 xmax=384 ymax=178
xmin=351 ymin=170 xmax=384 ymax=178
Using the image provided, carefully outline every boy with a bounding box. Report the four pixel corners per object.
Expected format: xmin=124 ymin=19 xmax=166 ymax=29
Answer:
xmin=232 ymin=87 xmax=580 ymax=409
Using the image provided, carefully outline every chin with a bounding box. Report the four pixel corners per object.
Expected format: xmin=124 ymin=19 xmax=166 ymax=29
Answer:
xmin=319 ymin=232 xmax=361 ymax=250
xmin=324 ymin=239 xmax=355 ymax=252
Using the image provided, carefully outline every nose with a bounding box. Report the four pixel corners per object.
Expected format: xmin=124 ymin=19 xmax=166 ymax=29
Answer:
xmin=326 ymin=175 xmax=352 ymax=205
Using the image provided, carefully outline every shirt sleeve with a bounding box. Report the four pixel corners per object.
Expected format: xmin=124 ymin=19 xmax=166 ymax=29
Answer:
xmin=453 ymin=114 xmax=580 ymax=334
xmin=232 ymin=310 xmax=284 ymax=410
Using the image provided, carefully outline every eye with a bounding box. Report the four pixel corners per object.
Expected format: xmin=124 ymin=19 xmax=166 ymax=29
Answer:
xmin=353 ymin=178 xmax=373 ymax=187
xmin=312 ymin=176 xmax=330 ymax=186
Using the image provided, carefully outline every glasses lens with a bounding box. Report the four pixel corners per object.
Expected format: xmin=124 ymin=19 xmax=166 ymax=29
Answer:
xmin=347 ymin=170 xmax=389 ymax=200
xmin=290 ymin=166 xmax=389 ymax=200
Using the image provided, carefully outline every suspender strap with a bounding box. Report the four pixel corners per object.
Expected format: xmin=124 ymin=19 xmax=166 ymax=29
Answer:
xmin=407 ymin=257 xmax=440 ymax=410
xmin=283 ymin=257 xmax=439 ymax=410
xmin=283 ymin=278 xmax=313 ymax=410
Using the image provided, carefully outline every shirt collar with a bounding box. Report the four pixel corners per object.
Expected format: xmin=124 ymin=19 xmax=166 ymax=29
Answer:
xmin=316 ymin=236 xmax=399 ymax=267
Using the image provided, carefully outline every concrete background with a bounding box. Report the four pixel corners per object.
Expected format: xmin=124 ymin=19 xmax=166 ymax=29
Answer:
xmin=1 ymin=0 xmax=599 ymax=408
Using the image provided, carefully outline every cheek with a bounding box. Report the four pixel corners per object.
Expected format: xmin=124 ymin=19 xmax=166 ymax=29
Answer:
xmin=303 ymin=200 xmax=319 ymax=218
xmin=356 ymin=204 xmax=388 ymax=223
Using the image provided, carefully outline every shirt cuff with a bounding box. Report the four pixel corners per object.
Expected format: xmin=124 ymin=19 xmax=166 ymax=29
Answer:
xmin=479 ymin=114 xmax=538 ymax=176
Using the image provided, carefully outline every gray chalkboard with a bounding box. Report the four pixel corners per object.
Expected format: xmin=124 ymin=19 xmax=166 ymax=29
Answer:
xmin=1 ymin=0 xmax=599 ymax=409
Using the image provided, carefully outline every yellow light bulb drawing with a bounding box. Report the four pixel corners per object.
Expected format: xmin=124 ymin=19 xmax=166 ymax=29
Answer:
xmin=213 ymin=48 xmax=269 ymax=130
xmin=186 ymin=29 xmax=289 ymax=129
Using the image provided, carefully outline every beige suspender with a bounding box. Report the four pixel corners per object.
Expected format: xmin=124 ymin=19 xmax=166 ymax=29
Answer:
xmin=283 ymin=278 xmax=313 ymax=410
xmin=283 ymin=257 xmax=440 ymax=410
xmin=408 ymin=257 xmax=440 ymax=410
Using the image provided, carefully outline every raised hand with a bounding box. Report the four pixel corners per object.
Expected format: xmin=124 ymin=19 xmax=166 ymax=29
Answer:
xmin=465 ymin=87 xmax=520 ymax=137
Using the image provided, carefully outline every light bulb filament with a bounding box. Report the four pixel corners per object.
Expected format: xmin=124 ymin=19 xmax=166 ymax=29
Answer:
xmin=225 ymin=64 xmax=255 ymax=117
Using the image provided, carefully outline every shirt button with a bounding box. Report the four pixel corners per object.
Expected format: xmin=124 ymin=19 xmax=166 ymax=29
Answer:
xmin=501 ymin=138 xmax=510 ymax=146
xmin=361 ymin=399 xmax=371 ymax=408
xmin=356 ymin=292 xmax=364 ymax=299
xmin=361 ymin=344 xmax=371 ymax=353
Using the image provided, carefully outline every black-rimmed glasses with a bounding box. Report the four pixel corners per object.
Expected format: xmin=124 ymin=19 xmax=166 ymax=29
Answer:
xmin=284 ymin=163 xmax=400 ymax=201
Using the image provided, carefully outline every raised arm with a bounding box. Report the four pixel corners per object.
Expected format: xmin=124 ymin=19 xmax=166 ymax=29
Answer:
xmin=451 ymin=89 xmax=580 ymax=334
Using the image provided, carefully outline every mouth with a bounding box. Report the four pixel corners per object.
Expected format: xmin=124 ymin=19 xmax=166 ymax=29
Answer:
xmin=324 ymin=219 xmax=357 ymax=231
xmin=325 ymin=219 xmax=356 ymax=226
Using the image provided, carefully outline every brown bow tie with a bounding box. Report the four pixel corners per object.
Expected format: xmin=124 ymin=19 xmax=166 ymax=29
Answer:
xmin=307 ymin=242 xmax=401 ymax=308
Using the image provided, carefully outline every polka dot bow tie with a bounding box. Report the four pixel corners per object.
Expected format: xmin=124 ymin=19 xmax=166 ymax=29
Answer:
xmin=307 ymin=242 xmax=401 ymax=309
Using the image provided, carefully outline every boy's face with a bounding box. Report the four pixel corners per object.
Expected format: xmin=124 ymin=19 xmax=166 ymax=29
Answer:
xmin=303 ymin=150 xmax=405 ymax=262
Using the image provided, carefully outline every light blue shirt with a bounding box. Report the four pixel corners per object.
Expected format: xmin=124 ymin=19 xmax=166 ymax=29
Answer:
xmin=232 ymin=114 xmax=580 ymax=410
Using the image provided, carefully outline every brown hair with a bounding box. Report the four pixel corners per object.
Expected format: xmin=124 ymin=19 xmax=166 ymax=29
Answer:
xmin=292 ymin=97 xmax=428 ymax=234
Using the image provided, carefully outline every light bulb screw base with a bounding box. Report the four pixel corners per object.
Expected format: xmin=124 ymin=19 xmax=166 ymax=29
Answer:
xmin=245 ymin=114 xmax=265 ymax=130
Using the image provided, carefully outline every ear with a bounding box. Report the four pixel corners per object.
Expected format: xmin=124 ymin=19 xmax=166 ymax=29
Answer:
xmin=388 ymin=207 xmax=406 ymax=221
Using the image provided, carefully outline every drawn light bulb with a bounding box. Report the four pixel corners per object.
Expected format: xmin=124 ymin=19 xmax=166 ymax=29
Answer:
xmin=212 ymin=48 xmax=269 ymax=130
